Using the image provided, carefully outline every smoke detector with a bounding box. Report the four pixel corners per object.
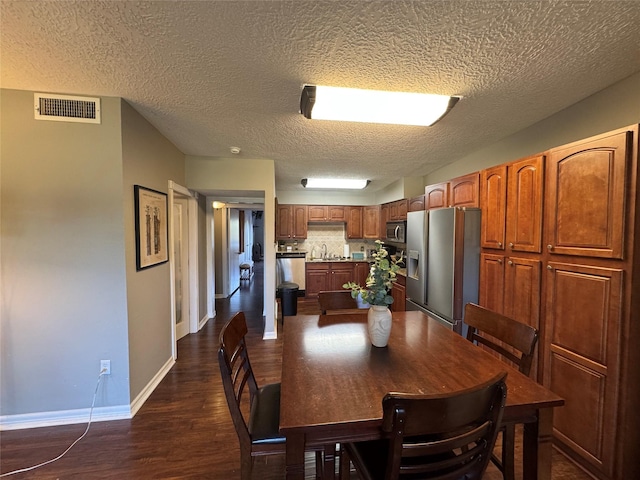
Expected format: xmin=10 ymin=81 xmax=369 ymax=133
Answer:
xmin=230 ymin=147 xmax=241 ymax=154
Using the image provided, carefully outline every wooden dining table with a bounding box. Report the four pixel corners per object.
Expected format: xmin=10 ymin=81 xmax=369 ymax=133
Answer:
xmin=279 ymin=310 xmax=564 ymax=480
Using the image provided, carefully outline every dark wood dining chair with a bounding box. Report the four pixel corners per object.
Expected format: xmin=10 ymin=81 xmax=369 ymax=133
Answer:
xmin=343 ymin=372 xmax=507 ymax=480
xmin=218 ymin=312 xmax=325 ymax=480
xmin=464 ymin=302 xmax=539 ymax=480
xmin=318 ymin=290 xmax=367 ymax=315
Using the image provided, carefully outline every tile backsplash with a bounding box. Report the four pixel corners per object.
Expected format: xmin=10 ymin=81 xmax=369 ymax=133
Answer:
xmin=279 ymin=224 xmax=381 ymax=259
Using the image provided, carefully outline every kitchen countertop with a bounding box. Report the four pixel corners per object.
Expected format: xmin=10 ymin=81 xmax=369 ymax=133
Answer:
xmin=306 ymin=257 xmax=373 ymax=263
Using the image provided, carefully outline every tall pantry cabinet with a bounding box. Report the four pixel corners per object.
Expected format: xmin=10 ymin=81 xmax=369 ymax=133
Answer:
xmin=478 ymin=125 xmax=639 ymax=480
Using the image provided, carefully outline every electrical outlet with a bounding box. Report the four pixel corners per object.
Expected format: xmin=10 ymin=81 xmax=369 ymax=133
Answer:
xmin=100 ymin=360 xmax=111 ymax=375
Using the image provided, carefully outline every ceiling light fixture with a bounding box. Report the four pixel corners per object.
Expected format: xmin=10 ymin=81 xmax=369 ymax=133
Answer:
xmin=301 ymin=178 xmax=370 ymax=189
xmin=300 ymin=85 xmax=459 ymax=126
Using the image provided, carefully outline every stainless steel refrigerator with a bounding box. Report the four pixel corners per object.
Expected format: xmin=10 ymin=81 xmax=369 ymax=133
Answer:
xmin=405 ymin=207 xmax=481 ymax=335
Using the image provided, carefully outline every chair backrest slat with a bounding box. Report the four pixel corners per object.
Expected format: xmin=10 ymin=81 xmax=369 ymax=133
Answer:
xmin=464 ymin=303 xmax=539 ymax=376
xmin=380 ymin=372 xmax=507 ymax=480
xmin=218 ymin=312 xmax=259 ymax=444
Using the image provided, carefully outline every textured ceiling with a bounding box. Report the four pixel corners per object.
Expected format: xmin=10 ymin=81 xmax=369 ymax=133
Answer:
xmin=2 ymin=1 xmax=640 ymax=193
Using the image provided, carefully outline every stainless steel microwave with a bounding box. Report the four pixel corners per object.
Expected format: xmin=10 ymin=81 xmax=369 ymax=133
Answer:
xmin=385 ymin=221 xmax=406 ymax=244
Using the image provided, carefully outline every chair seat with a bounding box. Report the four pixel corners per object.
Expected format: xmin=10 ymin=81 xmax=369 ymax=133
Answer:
xmin=248 ymin=382 xmax=285 ymax=445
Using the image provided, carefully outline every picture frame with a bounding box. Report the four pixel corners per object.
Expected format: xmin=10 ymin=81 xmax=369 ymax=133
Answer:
xmin=134 ymin=185 xmax=169 ymax=271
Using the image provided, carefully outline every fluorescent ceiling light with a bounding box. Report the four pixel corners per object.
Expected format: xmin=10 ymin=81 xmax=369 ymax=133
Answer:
xmin=300 ymin=85 xmax=459 ymax=126
xmin=301 ymin=178 xmax=370 ymax=189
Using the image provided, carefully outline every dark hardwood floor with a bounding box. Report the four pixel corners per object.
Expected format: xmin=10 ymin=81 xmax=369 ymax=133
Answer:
xmin=1 ymin=261 xmax=593 ymax=479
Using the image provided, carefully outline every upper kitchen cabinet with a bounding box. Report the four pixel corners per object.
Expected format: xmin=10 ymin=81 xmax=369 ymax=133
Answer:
xmin=276 ymin=204 xmax=307 ymax=240
xmin=480 ymin=155 xmax=544 ymax=252
xmin=386 ymin=199 xmax=408 ymax=220
xmin=362 ymin=205 xmax=380 ymax=239
xmin=408 ymin=194 xmax=425 ymax=212
xmin=545 ymin=128 xmax=631 ymax=259
xmin=346 ymin=206 xmax=363 ymax=239
xmin=307 ymin=205 xmax=346 ymax=222
xmin=507 ymin=155 xmax=544 ymax=253
xmin=425 ymin=173 xmax=479 ymax=209
xmin=425 ymin=182 xmax=449 ymax=209
xmin=480 ymin=165 xmax=508 ymax=250
xmin=449 ymin=172 xmax=480 ymax=207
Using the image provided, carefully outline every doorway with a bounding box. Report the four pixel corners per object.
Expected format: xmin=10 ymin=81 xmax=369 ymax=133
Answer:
xmin=169 ymin=181 xmax=198 ymax=359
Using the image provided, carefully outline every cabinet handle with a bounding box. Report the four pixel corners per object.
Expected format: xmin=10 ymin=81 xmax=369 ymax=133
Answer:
xmin=509 ymin=242 xmax=514 ymax=248
xmin=497 ymin=242 xmax=502 ymax=247
xmin=547 ymin=265 xmax=553 ymax=270
xmin=547 ymin=244 xmax=553 ymax=250
xmin=508 ymin=260 xmax=513 ymax=265
xmin=497 ymin=258 xmax=502 ymax=264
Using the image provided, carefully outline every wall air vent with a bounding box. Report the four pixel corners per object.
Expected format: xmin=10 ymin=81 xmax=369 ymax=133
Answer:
xmin=34 ymin=93 xmax=101 ymax=124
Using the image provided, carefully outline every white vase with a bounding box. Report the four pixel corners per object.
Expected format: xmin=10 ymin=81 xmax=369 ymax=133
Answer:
xmin=367 ymin=305 xmax=392 ymax=347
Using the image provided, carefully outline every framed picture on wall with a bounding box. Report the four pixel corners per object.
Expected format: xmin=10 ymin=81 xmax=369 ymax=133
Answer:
xmin=134 ymin=185 xmax=169 ymax=271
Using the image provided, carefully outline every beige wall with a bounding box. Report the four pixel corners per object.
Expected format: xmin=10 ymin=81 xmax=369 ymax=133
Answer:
xmin=121 ymin=99 xmax=185 ymax=402
xmin=424 ymin=71 xmax=640 ymax=185
xmin=1 ymin=89 xmax=130 ymax=417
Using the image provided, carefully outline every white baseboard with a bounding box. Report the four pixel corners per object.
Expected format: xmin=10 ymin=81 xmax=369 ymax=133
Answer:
xmin=1 ymin=357 xmax=176 ymax=431
xmin=0 ymin=403 xmax=132 ymax=431
xmin=130 ymin=356 xmax=175 ymax=416
xmin=198 ymin=314 xmax=209 ymax=331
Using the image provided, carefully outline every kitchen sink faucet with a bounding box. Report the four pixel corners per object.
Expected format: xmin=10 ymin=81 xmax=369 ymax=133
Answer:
xmin=321 ymin=243 xmax=327 ymax=259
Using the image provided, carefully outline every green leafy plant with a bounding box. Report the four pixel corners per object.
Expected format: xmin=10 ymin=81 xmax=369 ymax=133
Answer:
xmin=343 ymin=240 xmax=403 ymax=306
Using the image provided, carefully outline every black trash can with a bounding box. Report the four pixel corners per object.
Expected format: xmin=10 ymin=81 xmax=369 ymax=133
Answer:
xmin=278 ymin=282 xmax=299 ymax=317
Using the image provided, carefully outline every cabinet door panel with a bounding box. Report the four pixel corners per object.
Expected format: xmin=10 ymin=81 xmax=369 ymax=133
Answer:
xmin=546 ymin=130 xmax=629 ymax=258
xmin=346 ymin=207 xmax=363 ymax=239
xmin=305 ymin=265 xmax=329 ymax=298
xmin=479 ymin=253 xmax=505 ymax=314
xmin=425 ymin=182 xmax=449 ymax=209
xmin=450 ymin=172 xmax=479 ymax=207
xmin=391 ymin=282 xmax=406 ymax=312
xmin=292 ymin=205 xmax=307 ymax=238
xmin=330 ymin=264 xmax=355 ymax=290
xmin=544 ymin=262 xmax=622 ymax=477
xmin=504 ymin=257 xmax=541 ymax=378
xmin=480 ymin=165 xmax=507 ymax=250
xmin=328 ymin=206 xmax=346 ymax=221
xmin=507 ymin=155 xmax=544 ymax=253
xmin=277 ymin=205 xmax=292 ymax=239
xmin=363 ymin=206 xmax=380 ymax=239
xmin=307 ymin=205 xmax=327 ymax=221
xmin=409 ymin=195 xmax=425 ymax=212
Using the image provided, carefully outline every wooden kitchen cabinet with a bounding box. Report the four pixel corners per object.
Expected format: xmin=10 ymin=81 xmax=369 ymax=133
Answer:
xmin=544 ymin=262 xmax=623 ymax=478
xmin=362 ymin=205 xmax=380 ymax=239
xmin=384 ymin=199 xmax=408 ymax=221
xmin=305 ymin=262 xmax=356 ymax=298
xmin=506 ymin=155 xmax=544 ymax=253
xmin=425 ymin=172 xmax=479 ymax=209
xmin=305 ymin=263 xmax=330 ymax=297
xmin=479 ymin=253 xmax=505 ymax=314
xmin=307 ymin=205 xmax=346 ymax=222
xmin=480 ymin=165 xmax=507 ymax=250
xmin=346 ymin=206 xmax=363 ymax=239
xmin=449 ymin=172 xmax=479 ymax=207
xmin=276 ymin=204 xmax=307 ymax=240
xmin=408 ymin=194 xmax=425 ymax=212
xmin=425 ymin=182 xmax=449 ymax=209
xmin=545 ymin=129 xmax=630 ymax=259
xmin=390 ymin=274 xmax=406 ymax=312
xmin=476 ymin=124 xmax=640 ymax=480
xmin=479 ymin=253 xmax=541 ymax=377
xmin=353 ymin=262 xmax=370 ymax=286
xmin=480 ymin=155 xmax=544 ymax=252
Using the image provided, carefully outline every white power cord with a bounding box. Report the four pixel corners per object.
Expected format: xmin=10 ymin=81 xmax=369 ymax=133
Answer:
xmin=0 ymin=369 xmax=107 ymax=477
